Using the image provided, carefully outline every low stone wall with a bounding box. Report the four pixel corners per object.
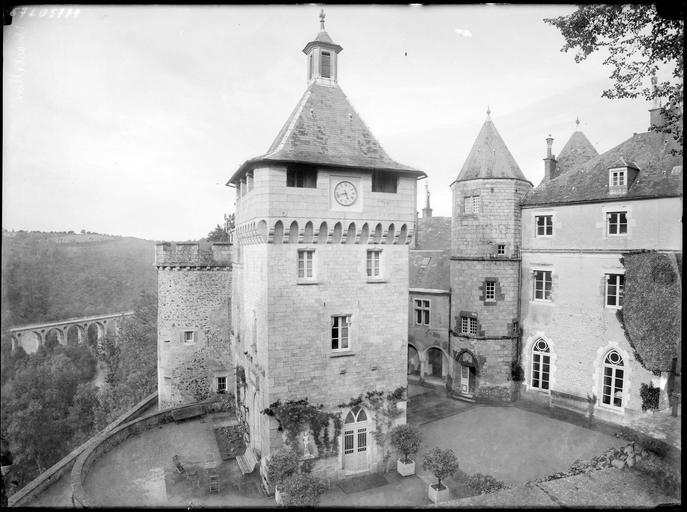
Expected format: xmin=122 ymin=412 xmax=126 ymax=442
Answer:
xmin=8 ymin=392 xmax=158 ymax=507
xmin=71 ymin=396 xmax=228 ymax=507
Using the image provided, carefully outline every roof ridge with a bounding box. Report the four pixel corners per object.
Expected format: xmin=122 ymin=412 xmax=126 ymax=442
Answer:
xmin=264 ymin=89 xmax=313 ymax=158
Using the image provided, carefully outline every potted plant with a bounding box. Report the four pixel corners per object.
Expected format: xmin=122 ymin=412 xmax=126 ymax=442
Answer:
xmin=280 ymin=473 xmax=327 ymax=507
xmin=422 ymin=447 xmax=459 ymax=504
xmin=390 ymin=424 xmax=422 ymax=476
xmin=265 ymin=449 xmax=299 ymax=504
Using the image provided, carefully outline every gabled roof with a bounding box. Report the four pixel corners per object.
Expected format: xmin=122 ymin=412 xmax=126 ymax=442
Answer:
xmin=555 ymin=130 xmax=599 ymax=176
xmin=524 ymin=131 xmax=683 ymax=206
xmin=409 ymin=249 xmax=450 ymax=291
xmin=454 ymin=116 xmax=530 ymax=184
xmin=229 ymin=83 xmax=424 ymax=184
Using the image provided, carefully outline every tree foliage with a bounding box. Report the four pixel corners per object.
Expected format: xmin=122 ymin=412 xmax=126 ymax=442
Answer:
xmin=390 ymin=424 xmax=423 ymax=464
xmin=422 ymin=447 xmax=459 ymax=489
xmin=280 ymin=473 xmax=327 ymax=507
xmin=545 ymin=5 xmax=683 ymax=148
xmin=206 ymin=213 xmax=234 ymax=242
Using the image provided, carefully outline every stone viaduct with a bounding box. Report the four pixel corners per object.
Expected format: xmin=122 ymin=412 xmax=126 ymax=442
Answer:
xmin=8 ymin=311 xmax=135 ymax=354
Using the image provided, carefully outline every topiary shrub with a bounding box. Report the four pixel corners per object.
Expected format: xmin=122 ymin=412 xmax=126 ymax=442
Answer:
xmin=390 ymin=424 xmax=423 ymax=464
xmin=280 ymin=473 xmax=328 ymax=507
xmin=422 ymin=447 xmax=459 ymax=490
xmin=266 ymin=449 xmax=299 ymax=490
xmin=639 ymin=383 xmax=661 ymax=411
xmin=467 ymin=473 xmax=510 ymax=494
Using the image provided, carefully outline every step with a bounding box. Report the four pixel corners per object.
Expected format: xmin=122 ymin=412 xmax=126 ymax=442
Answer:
xmin=236 ymin=447 xmax=258 ymax=475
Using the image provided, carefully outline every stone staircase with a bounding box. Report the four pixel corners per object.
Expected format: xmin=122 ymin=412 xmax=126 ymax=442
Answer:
xmin=236 ymin=446 xmax=258 ymax=474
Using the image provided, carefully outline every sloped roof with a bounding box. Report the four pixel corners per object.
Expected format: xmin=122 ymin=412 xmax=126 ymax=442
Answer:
xmin=524 ymin=131 xmax=683 ymax=206
xmin=414 ymin=216 xmax=451 ymax=251
xmin=555 ymin=130 xmax=599 ymax=176
xmin=229 ymin=83 xmax=424 ymax=184
xmin=454 ymin=117 xmax=530 ymax=184
xmin=409 ymin=249 xmax=450 ymax=291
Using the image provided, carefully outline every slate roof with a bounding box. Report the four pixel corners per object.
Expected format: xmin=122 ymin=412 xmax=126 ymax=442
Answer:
xmin=409 ymin=249 xmax=450 ymax=291
xmin=555 ymin=130 xmax=599 ymax=176
xmin=229 ymin=83 xmax=425 ymax=184
xmin=524 ymin=131 xmax=683 ymax=206
xmin=454 ymin=116 xmax=530 ymax=184
xmin=414 ymin=216 xmax=451 ymax=251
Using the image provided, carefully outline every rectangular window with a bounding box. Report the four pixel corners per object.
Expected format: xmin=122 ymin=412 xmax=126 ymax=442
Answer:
xmin=464 ymin=195 xmax=480 ymax=214
xmin=533 ymin=270 xmax=552 ymax=301
xmin=371 ymin=171 xmax=398 ymax=193
xmin=183 ymin=330 xmax=195 ymax=345
xmin=286 ymin=166 xmax=317 ymax=188
xmin=217 ymin=376 xmax=227 ymax=393
xmin=535 ymin=215 xmax=553 ymax=236
xmin=610 ymin=170 xmax=626 ymax=187
xmin=414 ymin=299 xmax=430 ymax=325
xmin=331 ymin=315 xmax=350 ymax=351
xmin=497 ymin=244 xmax=505 ymax=255
xmin=605 ymin=274 xmax=624 ymax=307
xmin=607 ymin=212 xmax=628 ymax=235
xmin=367 ymin=250 xmax=380 ymax=277
xmin=320 ymin=51 xmax=331 ymax=78
xmin=485 ymin=281 xmax=496 ymax=302
xmin=298 ymin=250 xmax=314 ymax=279
xmin=460 ymin=316 xmax=478 ymax=335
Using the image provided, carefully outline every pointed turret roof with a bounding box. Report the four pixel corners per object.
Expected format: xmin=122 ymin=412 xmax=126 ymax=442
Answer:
xmin=454 ymin=113 xmax=530 ymax=184
xmin=229 ymin=82 xmax=424 ymax=184
xmin=555 ymin=130 xmax=599 ymax=176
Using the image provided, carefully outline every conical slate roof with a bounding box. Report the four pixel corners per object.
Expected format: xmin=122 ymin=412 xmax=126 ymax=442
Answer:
xmin=455 ymin=117 xmax=529 ymax=183
xmin=229 ymin=83 xmax=424 ymax=184
xmin=555 ymin=130 xmax=599 ymax=176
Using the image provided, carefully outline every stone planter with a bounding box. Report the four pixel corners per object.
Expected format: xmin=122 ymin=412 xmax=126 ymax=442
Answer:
xmin=274 ymin=486 xmax=283 ymax=505
xmin=428 ymin=483 xmax=449 ymax=504
xmin=397 ymin=458 xmax=415 ymax=477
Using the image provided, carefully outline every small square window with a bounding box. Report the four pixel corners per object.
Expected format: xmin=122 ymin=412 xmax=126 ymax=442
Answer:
xmin=331 ymin=315 xmax=350 ymax=351
xmin=298 ymin=250 xmax=314 ymax=279
xmin=414 ymin=299 xmax=430 ymax=325
xmin=533 ymin=270 xmax=552 ymax=301
xmin=183 ymin=331 xmax=195 ymax=345
xmin=371 ymin=171 xmax=398 ymax=193
xmin=460 ymin=316 xmax=478 ymax=335
xmin=367 ymin=250 xmax=381 ymax=277
xmin=287 ymin=166 xmax=317 ymax=188
xmin=607 ymin=212 xmax=628 ymax=235
xmin=485 ymin=281 xmax=496 ymax=302
xmin=610 ymin=170 xmax=626 ymax=187
xmin=605 ymin=274 xmax=624 ymax=308
xmin=497 ymin=244 xmax=505 ymax=255
xmin=217 ymin=376 xmax=227 ymax=393
xmin=535 ymin=215 xmax=553 ymax=236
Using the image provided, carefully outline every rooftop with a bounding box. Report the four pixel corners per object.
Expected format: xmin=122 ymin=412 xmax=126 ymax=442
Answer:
xmin=554 ymin=129 xmax=599 ymax=177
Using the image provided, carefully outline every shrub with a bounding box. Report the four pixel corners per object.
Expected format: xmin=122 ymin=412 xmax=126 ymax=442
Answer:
xmin=280 ymin=473 xmax=327 ymax=507
xmin=467 ymin=473 xmax=509 ymax=494
xmin=640 ymin=383 xmax=660 ymax=411
xmin=390 ymin=424 xmax=422 ymax=464
xmin=266 ymin=449 xmax=299 ymax=489
xmin=422 ymin=447 xmax=459 ymax=490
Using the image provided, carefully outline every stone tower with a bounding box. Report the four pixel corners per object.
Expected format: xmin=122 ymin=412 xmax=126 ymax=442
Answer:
xmin=449 ymin=110 xmax=532 ymax=401
xmin=228 ymin=12 xmax=425 ymax=480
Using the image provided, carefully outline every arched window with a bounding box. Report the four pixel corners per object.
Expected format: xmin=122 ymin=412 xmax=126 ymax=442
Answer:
xmin=602 ymin=350 xmax=624 ymax=408
xmin=531 ymin=339 xmax=550 ymax=390
xmin=343 ymin=406 xmax=368 ymax=470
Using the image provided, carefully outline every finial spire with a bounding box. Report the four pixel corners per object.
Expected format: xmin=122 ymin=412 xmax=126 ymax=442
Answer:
xmin=575 ymin=116 xmax=580 ymax=130
xmin=486 ymin=105 xmax=491 ymax=118
xmin=319 ymin=8 xmax=326 ymax=31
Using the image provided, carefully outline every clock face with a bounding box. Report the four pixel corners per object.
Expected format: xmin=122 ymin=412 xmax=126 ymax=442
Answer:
xmin=334 ymin=181 xmax=358 ymax=206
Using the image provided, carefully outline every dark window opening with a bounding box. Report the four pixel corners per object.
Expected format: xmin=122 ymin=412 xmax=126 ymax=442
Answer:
xmin=287 ymin=165 xmax=317 ymax=188
xmin=321 ymin=51 xmax=331 ymax=78
xmin=371 ymin=171 xmax=398 ymax=193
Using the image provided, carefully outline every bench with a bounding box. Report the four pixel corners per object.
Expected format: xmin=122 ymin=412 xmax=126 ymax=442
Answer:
xmin=171 ymin=404 xmax=206 ymax=422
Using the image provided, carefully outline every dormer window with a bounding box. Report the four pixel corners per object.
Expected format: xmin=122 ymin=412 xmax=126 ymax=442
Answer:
xmin=608 ymin=161 xmax=639 ymax=195
xmin=610 ymin=169 xmax=626 ymax=187
xmin=320 ymin=51 xmax=331 ymax=78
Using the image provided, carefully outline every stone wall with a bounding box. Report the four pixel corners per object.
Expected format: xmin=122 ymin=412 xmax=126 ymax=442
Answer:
xmin=450 ymin=336 xmax=516 ymax=400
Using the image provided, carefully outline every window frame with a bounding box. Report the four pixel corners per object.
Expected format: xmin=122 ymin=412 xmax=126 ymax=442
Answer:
xmin=216 ymin=376 xmax=227 ymax=394
xmin=366 ymin=249 xmax=381 ymax=278
xmin=530 ymin=339 xmax=551 ymax=391
xmin=183 ymin=330 xmax=196 ymax=345
xmin=460 ymin=316 xmax=478 ymax=335
xmin=286 ymin=166 xmax=317 ymax=188
xmin=331 ymin=315 xmax=351 ymax=352
xmin=413 ymin=298 xmax=431 ymax=326
xmin=606 ymin=211 xmax=628 ymax=236
xmin=535 ymin=215 xmax=553 ymax=237
xmin=605 ymin=273 xmax=625 ymax=308
xmin=484 ymin=280 xmax=496 ymax=302
xmin=298 ymin=249 xmax=315 ymax=279
xmin=371 ymin=171 xmax=398 ymax=193
xmin=533 ymin=270 xmax=552 ymax=302
xmin=320 ymin=50 xmax=331 ymax=78
xmin=601 ymin=350 xmax=625 ymax=409
xmin=497 ymin=244 xmax=506 ymax=255
xmin=609 ymin=169 xmax=626 ymax=187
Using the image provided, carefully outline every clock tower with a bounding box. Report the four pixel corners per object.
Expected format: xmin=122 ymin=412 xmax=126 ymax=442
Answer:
xmin=228 ymin=11 xmax=425 ymax=481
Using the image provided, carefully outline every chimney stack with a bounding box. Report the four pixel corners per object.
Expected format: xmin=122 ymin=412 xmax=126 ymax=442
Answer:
xmin=421 ymin=182 xmax=433 ymax=218
xmin=543 ymin=134 xmax=558 ymax=181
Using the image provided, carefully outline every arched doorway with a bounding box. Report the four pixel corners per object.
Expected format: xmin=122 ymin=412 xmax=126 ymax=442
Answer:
xmin=342 ymin=406 xmax=368 ymax=472
xmin=454 ymin=350 xmax=478 ymax=397
xmin=408 ymin=345 xmax=420 ymax=375
xmin=426 ymin=347 xmax=445 ymax=379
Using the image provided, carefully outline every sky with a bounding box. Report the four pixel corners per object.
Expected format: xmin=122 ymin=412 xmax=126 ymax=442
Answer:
xmin=2 ymin=5 xmax=668 ymax=241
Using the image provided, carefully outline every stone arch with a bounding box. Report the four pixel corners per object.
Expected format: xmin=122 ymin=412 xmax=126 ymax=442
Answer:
xmin=600 ymin=348 xmax=626 ymax=409
xmin=453 ymin=348 xmax=479 ymax=396
xmin=87 ymin=322 xmax=104 ymax=347
xmin=273 ymin=221 xmax=284 ymax=244
xmin=257 ymin=220 xmax=268 ymax=237
xmin=385 ymin=223 xmax=395 ymax=244
xmin=373 ymin=223 xmax=383 ymax=244
xmin=332 ymin=222 xmax=342 ymax=244
xmin=425 ymin=346 xmax=448 ymax=379
xmin=398 ymin=224 xmax=408 ymax=245
xmin=318 ymin=222 xmax=328 ymax=244
xmin=66 ymin=324 xmax=85 ymax=346
xmin=407 ymin=344 xmax=421 ymax=376
xmin=453 ymin=348 xmax=480 ymax=374
xmin=345 ymin=222 xmax=356 ymax=244
xmin=17 ymin=332 xmax=41 ymax=354
xmin=45 ymin=328 xmax=64 ymax=349
xmin=523 ymin=333 xmax=558 ymax=394
xmin=303 ymin=221 xmax=314 ymax=243
xmin=288 ymin=221 xmax=299 ymax=244
xmin=360 ymin=223 xmax=370 ymax=245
